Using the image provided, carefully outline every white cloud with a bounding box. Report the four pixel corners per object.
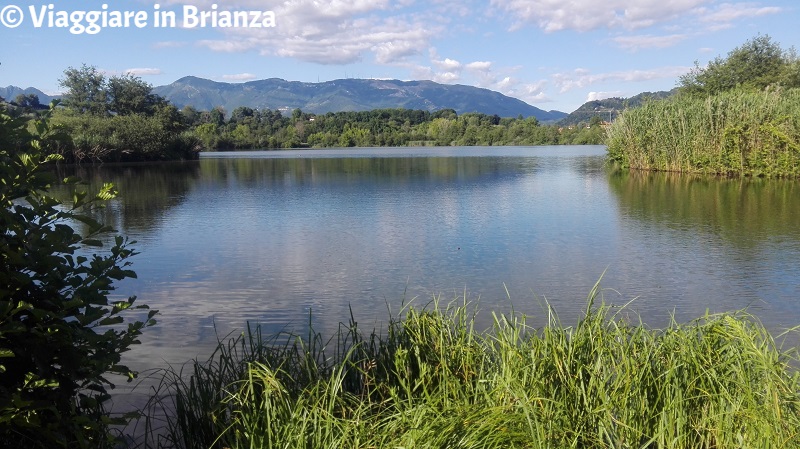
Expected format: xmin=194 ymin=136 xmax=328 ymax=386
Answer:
xmin=489 ymin=0 xmax=780 ymax=34
xmin=221 ymin=73 xmax=258 ymax=81
xmin=518 ymin=82 xmax=551 ymax=103
xmin=153 ymin=41 xmax=188 ymax=49
xmin=489 ymin=0 xmax=710 ymax=32
xmin=412 ymin=52 xmax=550 ymax=104
xmin=612 ymin=34 xmax=688 ymax=51
xmin=433 ymin=58 xmax=463 ymax=71
xmin=696 ymin=2 xmax=782 ymax=23
xmin=374 ymin=41 xmax=420 ymax=64
xmin=424 ymin=49 xmax=465 ymax=83
xmin=465 ymin=61 xmax=492 ymax=71
xmin=552 ymin=66 xmax=691 ymax=93
xmin=433 ymin=72 xmax=461 ymax=83
xmin=125 ymin=68 xmax=163 ymax=76
xmin=586 ymin=91 xmax=624 ymax=102
xmin=157 ymin=0 xmax=439 ymax=66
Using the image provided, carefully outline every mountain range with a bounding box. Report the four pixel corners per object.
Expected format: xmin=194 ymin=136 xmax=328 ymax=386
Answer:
xmin=557 ymin=89 xmax=678 ymax=126
xmin=152 ymin=77 xmax=567 ymax=122
xmin=3 ymin=77 xmax=677 ymax=124
xmin=0 ymin=86 xmax=56 ymax=105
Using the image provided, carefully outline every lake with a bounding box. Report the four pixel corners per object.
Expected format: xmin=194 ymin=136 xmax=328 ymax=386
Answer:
xmin=54 ymin=145 xmax=800 ymax=406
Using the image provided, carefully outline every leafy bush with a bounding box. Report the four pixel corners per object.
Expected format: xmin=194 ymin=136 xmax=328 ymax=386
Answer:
xmin=0 ymin=104 xmax=156 ymax=448
xmin=52 ymin=110 xmax=200 ymax=162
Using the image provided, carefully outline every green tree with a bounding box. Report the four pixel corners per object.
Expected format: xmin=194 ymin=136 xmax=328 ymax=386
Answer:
xmin=107 ymin=73 xmax=164 ymax=116
xmin=679 ymin=35 xmax=798 ymax=95
xmin=230 ymin=106 xmax=255 ymax=124
xmin=13 ymin=94 xmax=41 ymax=112
xmin=206 ymin=107 xmax=226 ymax=127
xmin=59 ymin=64 xmax=108 ymax=116
xmin=180 ymin=105 xmax=202 ymax=127
xmin=0 ymin=103 xmax=156 ymax=447
xmin=231 ymin=124 xmax=253 ymax=148
xmin=194 ymin=122 xmax=219 ymax=149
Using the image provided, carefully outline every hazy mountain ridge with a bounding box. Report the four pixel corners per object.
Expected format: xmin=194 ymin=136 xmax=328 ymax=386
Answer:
xmin=0 ymin=86 xmax=57 ymax=104
xmin=3 ymin=79 xmax=677 ymax=125
xmin=153 ymin=76 xmax=568 ymax=122
xmin=558 ymin=89 xmax=678 ymax=126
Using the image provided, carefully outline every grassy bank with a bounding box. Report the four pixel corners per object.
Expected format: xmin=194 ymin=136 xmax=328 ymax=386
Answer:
xmin=137 ymin=286 xmax=800 ymax=448
xmin=606 ymin=88 xmax=800 ymax=177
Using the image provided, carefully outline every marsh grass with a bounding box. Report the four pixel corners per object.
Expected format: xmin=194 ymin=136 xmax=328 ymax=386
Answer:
xmin=606 ymin=88 xmax=800 ymax=177
xmin=137 ymin=285 xmax=800 ymax=448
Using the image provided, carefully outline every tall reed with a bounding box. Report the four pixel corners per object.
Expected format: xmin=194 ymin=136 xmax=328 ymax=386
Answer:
xmin=136 ymin=286 xmax=800 ymax=448
xmin=606 ymin=88 xmax=800 ymax=177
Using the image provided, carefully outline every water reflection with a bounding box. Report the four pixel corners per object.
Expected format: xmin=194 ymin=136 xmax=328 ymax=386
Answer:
xmin=608 ymin=170 xmax=799 ymax=243
xmin=50 ymin=161 xmax=201 ymax=238
xmin=606 ymin=169 xmax=800 ymax=329
xmin=44 ymin=146 xmax=800 ymax=413
xmin=198 ymin=154 xmax=542 ymax=187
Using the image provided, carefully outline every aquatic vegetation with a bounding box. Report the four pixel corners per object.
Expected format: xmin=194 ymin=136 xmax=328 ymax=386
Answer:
xmin=137 ymin=285 xmax=800 ymax=448
xmin=606 ymin=88 xmax=800 ymax=177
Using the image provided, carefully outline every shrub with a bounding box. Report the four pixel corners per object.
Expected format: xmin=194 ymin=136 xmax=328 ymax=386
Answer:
xmin=0 ymin=103 xmax=156 ymax=448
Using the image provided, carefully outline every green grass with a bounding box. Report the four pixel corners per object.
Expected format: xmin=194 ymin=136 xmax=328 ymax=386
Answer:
xmin=606 ymin=88 xmax=800 ymax=177
xmin=135 ymin=284 xmax=800 ymax=448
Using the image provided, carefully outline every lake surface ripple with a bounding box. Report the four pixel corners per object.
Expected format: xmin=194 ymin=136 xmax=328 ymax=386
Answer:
xmin=54 ymin=145 xmax=800 ymax=404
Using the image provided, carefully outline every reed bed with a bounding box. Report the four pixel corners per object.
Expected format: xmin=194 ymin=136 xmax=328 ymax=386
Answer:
xmin=606 ymin=88 xmax=800 ymax=177
xmin=136 ymin=285 xmax=800 ymax=448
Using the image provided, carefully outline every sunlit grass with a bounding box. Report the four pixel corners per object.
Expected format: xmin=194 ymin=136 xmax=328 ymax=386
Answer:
xmin=606 ymin=88 xmax=800 ymax=177
xmin=136 ymin=284 xmax=800 ymax=448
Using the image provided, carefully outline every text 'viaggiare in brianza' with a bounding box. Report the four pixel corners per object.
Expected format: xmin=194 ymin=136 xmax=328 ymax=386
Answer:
xmin=0 ymin=3 xmax=276 ymax=34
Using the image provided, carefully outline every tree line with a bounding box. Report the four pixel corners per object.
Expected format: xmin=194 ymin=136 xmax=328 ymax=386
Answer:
xmin=189 ymin=105 xmax=605 ymax=150
xmin=1 ymin=64 xmax=605 ymax=162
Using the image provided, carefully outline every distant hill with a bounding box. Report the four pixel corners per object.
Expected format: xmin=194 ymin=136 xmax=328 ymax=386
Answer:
xmin=0 ymin=86 xmax=57 ymax=105
xmin=558 ymin=89 xmax=678 ymax=126
xmin=153 ymin=76 xmax=567 ymax=122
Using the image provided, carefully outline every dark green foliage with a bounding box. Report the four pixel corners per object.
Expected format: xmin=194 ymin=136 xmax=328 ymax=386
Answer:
xmin=183 ymin=106 xmax=605 ymax=150
xmin=59 ymin=64 xmax=169 ymax=117
xmin=679 ymin=34 xmax=800 ymax=96
xmin=52 ymin=109 xmax=200 ymax=162
xmin=59 ymin=64 xmax=109 ymax=116
xmin=50 ymin=65 xmax=199 ymax=162
xmin=107 ymin=74 xmax=168 ymax=116
xmin=12 ymin=94 xmax=41 ymax=113
xmin=0 ymin=103 xmax=157 ymax=448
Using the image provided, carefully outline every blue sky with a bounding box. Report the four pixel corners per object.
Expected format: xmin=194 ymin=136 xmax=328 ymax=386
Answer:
xmin=1 ymin=0 xmax=797 ymax=113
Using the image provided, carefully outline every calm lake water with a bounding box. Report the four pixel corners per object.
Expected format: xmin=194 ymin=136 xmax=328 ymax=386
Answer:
xmin=54 ymin=145 xmax=800 ymax=405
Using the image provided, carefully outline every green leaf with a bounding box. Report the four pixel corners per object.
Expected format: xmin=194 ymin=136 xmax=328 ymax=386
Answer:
xmin=98 ymin=316 xmax=124 ymax=326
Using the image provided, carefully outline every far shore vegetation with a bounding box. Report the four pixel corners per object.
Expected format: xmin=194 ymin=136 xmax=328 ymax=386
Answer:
xmin=2 ymin=65 xmax=605 ymax=163
xmin=607 ymin=34 xmax=800 ymax=177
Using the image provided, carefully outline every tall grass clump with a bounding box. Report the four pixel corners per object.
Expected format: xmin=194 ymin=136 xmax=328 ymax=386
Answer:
xmin=606 ymin=87 xmax=800 ymax=177
xmin=138 ymin=286 xmax=800 ymax=448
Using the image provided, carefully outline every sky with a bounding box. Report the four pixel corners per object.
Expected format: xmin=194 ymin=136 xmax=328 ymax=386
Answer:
xmin=0 ymin=0 xmax=797 ymax=113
